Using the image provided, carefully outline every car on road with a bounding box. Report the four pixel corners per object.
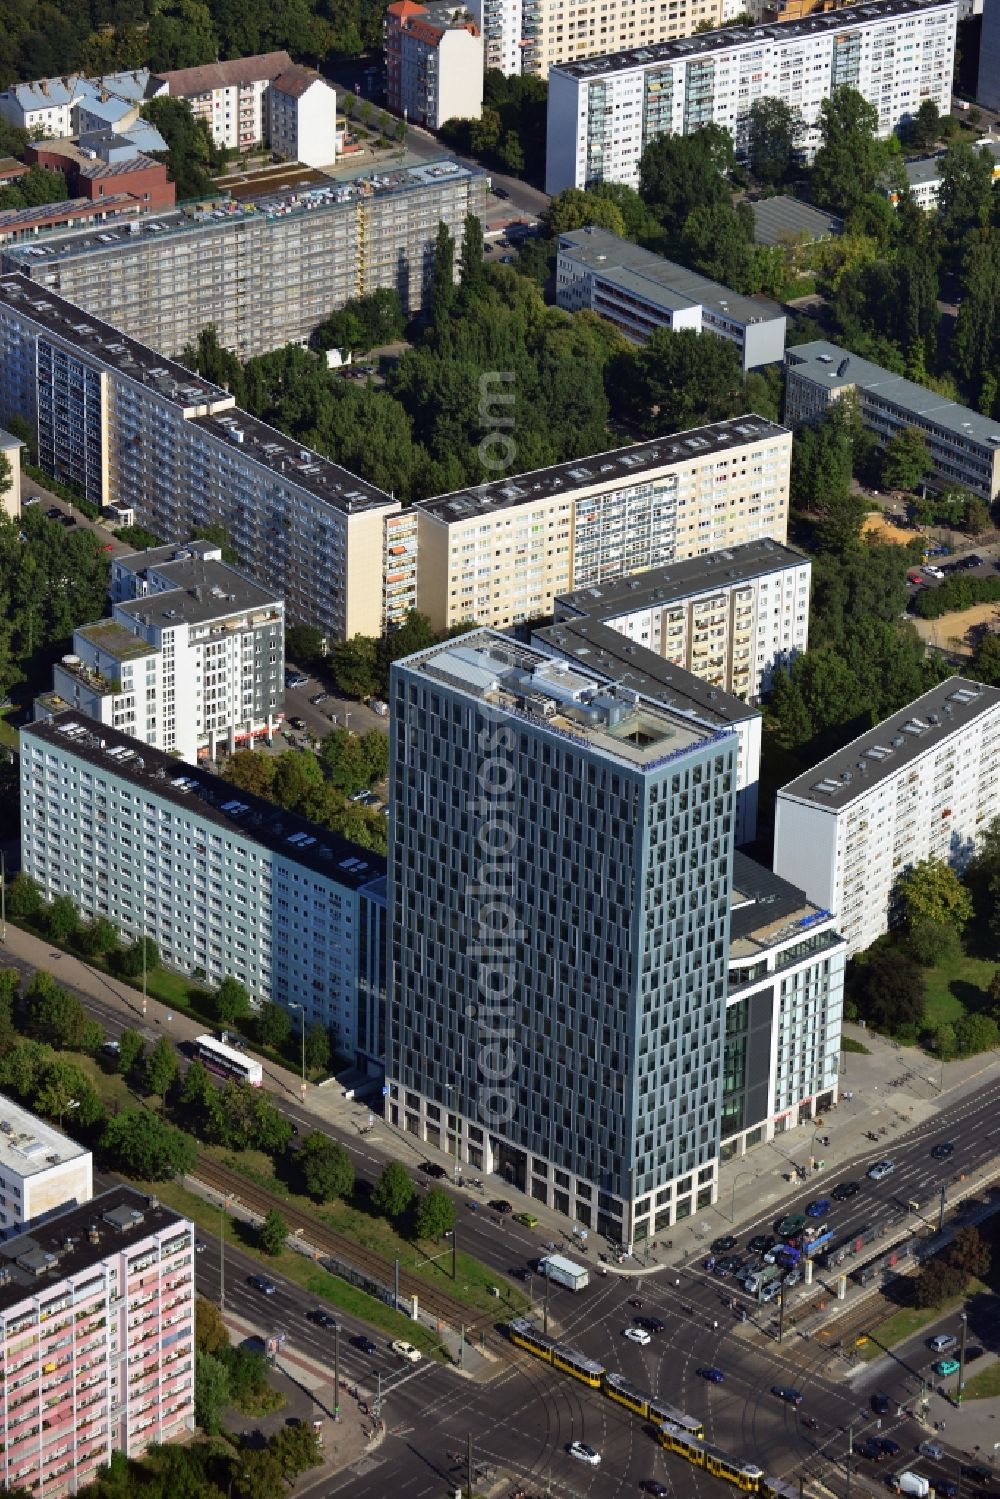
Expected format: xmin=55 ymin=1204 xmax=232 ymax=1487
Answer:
xmin=961 ymin=1465 xmax=993 ymax=1486
xmin=390 ymin=1340 xmax=421 ymax=1363
xmin=871 ymin=1393 xmax=891 ymax=1415
xmin=748 ymin=1234 xmax=776 ymax=1254
xmin=960 ymin=555 xmax=987 ymax=569
xmin=806 ymin=1198 xmax=831 ymax=1218
xmin=876 ymin=1438 xmax=901 ymax=1458
xmin=102 ymin=1039 xmax=120 ymax=1055
xmin=499 ymin=254 xmax=514 ymax=263
xmin=309 ymin=692 xmax=330 ymax=705
xmin=492 ymin=186 xmax=509 ymax=200
xmin=918 ymin=1440 xmax=944 ymax=1460
xmin=934 ymin=1483 xmax=959 ymax=1498
xmin=45 ymin=507 xmax=62 ymax=520
xmin=247 ymin=1274 xmax=276 ymax=1295
xmin=639 ymin=1484 xmax=669 ymax=1497
xmin=635 ymin=1316 xmax=665 ymax=1333
xmin=698 ymin=1367 xmax=725 ymax=1384
xmin=715 ymin=1254 xmax=744 ymax=1276
xmin=23 ymin=495 xmax=40 ymax=506
xmin=711 ymin=1235 xmax=737 ymax=1253
xmin=833 ymin=1181 xmax=860 ymax=1201
xmin=777 ymin=1214 xmax=806 ymax=1236
xmin=772 ymin=1386 xmax=803 ymax=1405
xmin=624 ymin=1326 xmax=651 ymax=1345
xmin=868 ymin=1160 xmax=895 ymax=1181
xmin=351 ymin=1335 xmax=378 ymax=1355
xmin=513 ymin=1211 xmax=538 ymax=1227
xmin=489 ymin=1199 xmax=513 ymax=1215
xmin=928 ymin=1333 xmax=958 ymax=1353
xmin=195 ymin=1240 xmax=206 ymax=1253
xmin=856 ymin=1437 xmax=888 ymax=1462
xmin=933 ymin=1358 xmax=961 ymax=1376
xmin=567 ymin=1441 xmax=600 ymax=1466
xmin=285 ymin=672 xmax=309 ymax=688
xmin=922 ymin=564 xmax=945 ymax=579
xmin=288 ymin=717 xmax=307 ymax=731
xmin=58 ymin=514 xmax=76 ymax=527
xmin=306 ymin=1309 xmax=337 ymax=1327
xmin=419 ymin=1161 xmax=447 ymax=1178
xmin=931 ymin=1141 xmax=955 ymax=1159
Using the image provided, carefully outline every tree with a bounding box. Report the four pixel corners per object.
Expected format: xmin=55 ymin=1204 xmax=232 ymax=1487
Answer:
xmin=314 ymin=289 xmax=406 ymax=355
xmin=908 ymin=98 xmax=942 ymax=151
xmin=141 ymin=96 xmax=219 ymax=200
xmin=613 ymin=326 xmax=744 ymax=435
xmin=811 ymin=87 xmax=888 ymax=217
xmin=219 ymin=1083 xmax=292 ymax=1154
xmin=415 ymin=1186 xmax=456 ymax=1241
xmin=458 ymin=213 xmax=486 ymax=298
xmin=952 ymin=235 xmax=1000 ymax=401
xmin=545 ymin=188 xmax=627 ymax=238
xmin=747 ymin=97 xmax=800 ymax=187
xmin=145 ymin=1035 xmax=179 ymax=1097
xmin=681 ymin=201 xmax=754 ymax=290
xmin=259 ymin=1207 xmax=288 ymax=1256
xmin=22 ymin=972 xmax=90 ymax=1050
xmin=937 ymin=141 xmax=995 ymax=243
xmin=257 ymin=1001 xmax=291 ymax=1051
xmin=849 ymin=943 xmax=926 ymax=1035
xmin=640 ymin=125 xmax=734 ymax=244
xmin=329 ymin=634 xmax=380 ymax=699
xmin=234 ymin=1448 xmax=286 ymax=1499
xmin=194 ymin=1351 xmax=231 ymax=1435
xmin=964 ymin=497 xmax=991 ymax=536
xmin=117 ymin=1027 xmax=146 ymax=1079
xmin=115 ymin=937 xmax=159 ymax=979
xmin=284 ymin=624 xmax=325 ymax=668
xmin=100 ymin=1109 xmax=198 ymax=1179
xmin=954 ymin=1012 xmax=1000 ymax=1055
xmin=79 ymin=916 xmax=120 ymax=960
xmin=215 ymin=975 xmax=251 ymax=1025
xmin=429 ymin=221 xmax=456 ymax=332
xmin=897 ymin=859 xmax=973 ymax=942
xmin=304 ymin=1020 xmax=331 ymax=1072
xmin=269 ymin=1421 xmax=322 ymax=1478
xmin=34 ymin=1058 xmax=101 ymax=1128
xmin=914 ymin=1256 xmax=967 ymax=1308
xmin=949 ymin=1224 xmax=991 ymax=1279
xmin=372 ymin=1160 xmax=416 ymax=1219
xmin=46 ymin=895 xmax=79 ymax=944
xmin=196 ymin=1295 xmax=231 ymax=1357
xmin=880 ymin=426 xmax=930 ymax=492
xmin=297 ymin=1131 xmax=354 ymax=1202
xmin=5 ymin=873 xmax=42 ymax=920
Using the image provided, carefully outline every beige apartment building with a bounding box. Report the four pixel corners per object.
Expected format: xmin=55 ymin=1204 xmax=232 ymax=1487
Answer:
xmin=526 ymin=0 xmax=727 ymax=78
xmin=410 ymin=416 xmax=792 ymax=631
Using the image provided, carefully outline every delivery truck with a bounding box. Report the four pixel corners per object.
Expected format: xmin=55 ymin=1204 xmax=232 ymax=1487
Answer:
xmin=538 ymin=1253 xmax=590 ymax=1292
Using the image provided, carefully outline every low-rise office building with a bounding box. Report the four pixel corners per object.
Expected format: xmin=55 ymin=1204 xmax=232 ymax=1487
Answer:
xmin=552 ymin=537 xmax=810 ymax=705
xmin=0 ymin=195 xmax=146 ymax=248
xmin=784 ymin=340 xmax=1000 ymax=502
xmin=410 ymin=416 xmax=793 ymax=632
xmin=2 ymin=159 xmax=488 ymax=358
xmin=0 ymin=1187 xmax=194 ymax=1498
xmin=21 ymin=715 xmax=388 ymax=1062
xmin=385 ymin=0 xmax=485 ymax=128
xmin=773 ymin=677 xmax=1000 ymax=956
xmin=0 ymin=1095 xmax=93 ymax=1235
xmin=0 ymin=273 xmax=399 ymax=643
xmin=882 ymin=139 xmax=1000 ymax=210
xmin=545 ymin=0 xmax=957 ymax=193
xmin=556 ymin=225 xmax=786 ymax=370
xmin=153 ymin=52 xmax=293 ymax=152
xmin=721 ymin=854 xmax=845 ymax=1160
xmin=37 ymin=542 xmax=285 ymax=762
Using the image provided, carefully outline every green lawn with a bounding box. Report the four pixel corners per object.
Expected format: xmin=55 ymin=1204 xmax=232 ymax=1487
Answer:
xmin=0 ymin=712 xmax=18 ymax=752
xmin=856 ymin=1277 xmax=989 ymax=1361
xmin=960 ymin=1362 xmax=1000 ymax=1400
xmin=922 ymin=943 xmax=997 ymax=1030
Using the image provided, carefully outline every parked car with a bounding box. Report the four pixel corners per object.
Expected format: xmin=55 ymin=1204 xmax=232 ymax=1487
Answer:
xmin=933 ymin=1358 xmax=961 ymax=1377
xmin=777 ymin=1214 xmax=806 ymax=1236
xmin=711 ymin=1235 xmax=738 ymax=1253
xmin=635 ymin=1316 xmax=665 ymax=1333
xmin=928 ymin=1333 xmax=958 ymax=1353
xmin=489 ymin=1199 xmax=513 ymax=1215
xmin=833 ymin=1181 xmax=860 ymax=1201
xmin=285 ymin=672 xmax=309 ymax=688
xmin=45 ymin=507 xmax=62 ymax=520
xmin=288 ymin=717 xmax=306 ymax=730
xmin=922 ymin=564 xmax=945 ymax=579
xmin=309 ymin=692 xmax=330 ymax=705
xmin=567 ymin=1441 xmax=600 ymax=1466
xmin=918 ymin=1441 xmax=944 ymax=1460
xmin=58 ymin=514 xmax=76 ymax=527
xmin=960 ymin=1465 xmax=993 ymax=1486
xmin=624 ymin=1326 xmax=651 ymax=1345
xmin=965 ymin=1345 xmax=986 ymax=1363
xmin=748 ymin=1235 xmax=776 ymax=1254
xmin=419 ymin=1161 xmax=447 ymax=1179
xmin=513 ymin=1211 xmax=538 ymax=1227
xmin=390 ymin=1340 xmax=421 ymax=1363
xmin=868 ymin=1160 xmax=895 ymax=1181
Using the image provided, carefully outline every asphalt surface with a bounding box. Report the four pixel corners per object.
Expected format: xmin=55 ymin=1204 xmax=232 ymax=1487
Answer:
xmin=39 ymin=942 xmax=1000 ymax=1496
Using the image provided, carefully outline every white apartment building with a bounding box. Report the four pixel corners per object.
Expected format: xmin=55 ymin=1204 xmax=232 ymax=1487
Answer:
xmin=545 ymin=0 xmax=958 ymax=193
xmin=553 ymin=537 xmax=811 ymax=704
xmin=469 ymin=0 xmax=526 ymax=72
xmin=721 ymin=854 xmax=845 ymax=1161
xmin=21 ymin=716 xmax=388 ymax=1061
xmin=0 ymin=1096 xmax=93 ymax=1236
xmin=385 ymin=0 xmax=485 ymax=128
xmin=0 ymin=70 xmax=165 ymax=142
xmin=268 ymin=65 xmax=337 ymax=168
xmin=784 ymin=340 xmax=1000 ymax=502
xmin=154 ymin=52 xmax=293 ymax=152
xmin=36 ymin=543 xmax=285 ymax=762
xmin=774 ymin=678 xmax=1000 ymax=957
xmin=410 ymin=415 xmax=793 ymax=632
xmin=0 ymin=1188 xmax=194 ymax=1499
xmin=556 ymin=225 xmax=787 ymax=370
xmin=0 ymin=273 xmax=399 ymax=644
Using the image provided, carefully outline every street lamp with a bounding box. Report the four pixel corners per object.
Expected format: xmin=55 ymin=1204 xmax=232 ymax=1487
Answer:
xmin=287 ymin=1003 xmax=307 ymax=1099
xmin=220 ymin=1191 xmax=233 ymax=1308
xmin=731 ymin=1169 xmax=754 ymax=1224
xmin=958 ymin=1311 xmax=968 ymax=1405
xmin=1 ymin=848 xmax=6 ymax=943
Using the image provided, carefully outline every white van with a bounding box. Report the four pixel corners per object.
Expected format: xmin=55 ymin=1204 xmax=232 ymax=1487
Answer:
xmin=890 ymin=1473 xmax=930 ymax=1497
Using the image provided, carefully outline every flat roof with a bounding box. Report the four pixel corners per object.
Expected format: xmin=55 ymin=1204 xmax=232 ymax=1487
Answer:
xmin=778 ymin=677 xmax=1000 ymax=810
xmin=902 ymin=138 xmax=1000 ymax=188
xmin=116 ymin=557 xmax=283 ymax=629
xmin=559 ymin=226 xmax=783 ymax=328
xmin=0 ymin=1093 xmax=91 ymax=1182
xmin=728 ymin=850 xmax=840 ymax=962
xmin=0 ymin=158 xmax=483 ymax=269
xmin=75 ymin=619 xmax=157 ymax=662
xmin=532 ymin=616 xmax=758 ymax=729
xmin=416 ymin=415 xmax=789 ymax=523
xmin=786 ymin=341 xmax=1000 ymax=450
xmin=404 ymin=630 xmax=732 ymax=768
xmin=0 ymin=1187 xmax=188 ymax=1316
xmin=25 ymin=713 xmax=387 ymax=893
xmin=554 ymin=538 xmax=808 ymax=621
xmin=750 ymin=196 xmax=843 ymax=247
xmin=551 ymin=0 xmax=954 ymax=76
xmin=114 ymin=539 xmax=220 ymax=575
xmin=0 ymin=273 xmax=233 ymax=415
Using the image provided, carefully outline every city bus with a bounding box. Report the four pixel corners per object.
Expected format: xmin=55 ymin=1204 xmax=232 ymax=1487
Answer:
xmin=193 ymin=1034 xmax=263 ymax=1087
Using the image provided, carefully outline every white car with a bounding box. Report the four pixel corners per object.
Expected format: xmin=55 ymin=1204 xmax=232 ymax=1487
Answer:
xmin=868 ymin=1160 xmax=895 ymax=1181
xmin=568 ymin=1441 xmax=601 ymax=1466
xmin=624 ymin=1326 xmax=651 ymax=1345
xmin=922 ymin=564 xmax=945 ymax=579
xmin=390 ymin=1340 xmax=421 ymax=1363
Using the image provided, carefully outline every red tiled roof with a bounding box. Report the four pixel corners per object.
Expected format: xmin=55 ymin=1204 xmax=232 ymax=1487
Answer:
xmin=387 ymin=1 xmax=428 ymax=14
xmin=271 ymin=64 xmax=324 ymax=99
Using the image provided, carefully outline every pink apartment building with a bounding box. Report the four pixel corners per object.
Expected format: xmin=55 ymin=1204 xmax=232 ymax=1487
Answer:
xmin=0 ymin=1187 xmax=195 ymax=1495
